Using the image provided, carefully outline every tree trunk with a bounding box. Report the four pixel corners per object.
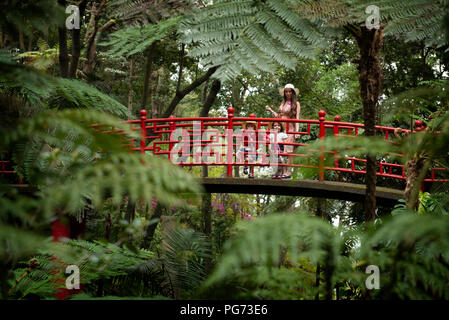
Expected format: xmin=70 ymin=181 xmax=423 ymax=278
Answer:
xmin=125 ymin=200 xmax=136 ymax=223
xmin=67 ymin=0 xmax=89 ymax=78
xmin=18 ymin=28 xmax=25 ymax=51
xmin=142 ymin=203 xmax=163 ymax=248
xmin=202 ymin=80 xmax=209 ymax=105
xmin=69 ymin=27 xmax=81 ymax=78
xmin=58 ymin=0 xmax=69 ymax=78
xmin=199 ymin=79 xmax=220 ymax=117
xmin=27 ymin=33 xmax=32 ymax=51
xmin=141 ymin=43 xmax=157 ymax=109
xmin=353 ymin=26 xmax=384 ymax=221
xmin=83 ymin=0 xmax=112 ymax=76
xmin=127 ymin=58 xmax=134 ymax=118
xmin=176 ymin=44 xmax=185 ymax=94
xmin=405 ymin=154 xmax=426 ymax=210
xmin=83 ymin=0 xmax=97 ymax=73
xmin=151 ymin=67 xmax=163 ymax=118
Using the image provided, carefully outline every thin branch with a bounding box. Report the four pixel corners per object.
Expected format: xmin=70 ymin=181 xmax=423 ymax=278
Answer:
xmin=176 ymin=44 xmax=185 ymax=94
xmin=162 ymin=66 xmax=218 ymax=118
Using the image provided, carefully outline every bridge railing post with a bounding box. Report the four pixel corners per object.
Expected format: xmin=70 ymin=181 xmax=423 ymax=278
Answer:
xmin=227 ymin=107 xmax=234 ymax=177
xmin=333 ymin=115 xmax=340 ymax=169
xmin=318 ymin=110 xmax=326 ymax=181
xmin=168 ymin=115 xmax=175 ymax=161
xmin=333 ymin=115 xmax=340 ymax=136
xmin=140 ymin=110 xmax=147 ymax=155
xmin=414 ymin=120 xmax=425 ymax=133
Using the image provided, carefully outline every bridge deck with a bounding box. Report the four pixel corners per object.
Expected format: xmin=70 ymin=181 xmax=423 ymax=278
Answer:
xmin=10 ymin=178 xmax=405 ymax=207
xmin=200 ymin=178 xmax=404 ymax=206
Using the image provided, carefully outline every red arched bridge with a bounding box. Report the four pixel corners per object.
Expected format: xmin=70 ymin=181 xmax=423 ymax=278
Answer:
xmin=2 ymin=108 xmax=447 ymax=204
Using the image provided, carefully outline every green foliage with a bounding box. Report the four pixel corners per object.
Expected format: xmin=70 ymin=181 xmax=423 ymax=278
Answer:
xmin=3 ymin=109 xmax=202 ymax=214
xmin=18 ymin=39 xmax=59 ymax=71
xmin=180 ymin=0 xmax=449 ymax=82
xmin=295 ymin=0 xmax=448 ymax=48
xmin=205 ymin=211 xmax=449 ymax=299
xmin=179 ymin=0 xmax=328 ymax=81
xmin=0 ymin=108 xmax=202 ymax=298
xmin=381 ymin=80 xmax=449 ymax=125
xmin=0 ymin=0 xmax=64 ymax=36
xmin=0 ymin=224 xmax=46 ymax=266
xmin=0 ymin=51 xmax=129 ymax=118
xmin=359 ymin=213 xmax=449 ymax=299
xmin=206 ymin=213 xmax=343 ymax=286
xmin=101 ymin=17 xmax=182 ymax=57
xmin=108 ymin=0 xmax=192 ymax=25
xmin=159 ymin=228 xmax=211 ymax=298
xmin=2 ymin=0 xmax=449 ymax=302
xmin=8 ymin=239 xmax=154 ymax=299
xmin=49 ymin=79 xmax=129 ymax=118
xmin=418 ymin=192 xmax=449 ymax=216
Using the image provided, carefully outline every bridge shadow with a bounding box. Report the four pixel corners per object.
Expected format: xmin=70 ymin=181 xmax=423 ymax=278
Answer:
xmin=200 ymin=178 xmax=404 ymax=207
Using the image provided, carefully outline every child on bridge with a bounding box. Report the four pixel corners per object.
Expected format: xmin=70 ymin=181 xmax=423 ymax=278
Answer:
xmin=268 ymin=121 xmax=288 ymax=179
xmin=238 ymin=120 xmax=258 ymax=178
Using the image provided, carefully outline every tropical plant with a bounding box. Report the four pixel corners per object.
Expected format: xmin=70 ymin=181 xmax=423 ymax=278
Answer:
xmin=0 ymin=107 xmax=202 ymax=298
xmin=1 ymin=51 xmax=130 ymax=119
xmin=203 ymin=211 xmax=449 ymax=299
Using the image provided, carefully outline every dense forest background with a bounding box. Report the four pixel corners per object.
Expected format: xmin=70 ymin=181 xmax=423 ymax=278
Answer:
xmin=1 ymin=0 xmax=449 ymax=300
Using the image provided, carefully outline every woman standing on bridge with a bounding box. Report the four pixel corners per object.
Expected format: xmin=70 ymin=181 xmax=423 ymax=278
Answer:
xmin=265 ymin=84 xmax=301 ymax=179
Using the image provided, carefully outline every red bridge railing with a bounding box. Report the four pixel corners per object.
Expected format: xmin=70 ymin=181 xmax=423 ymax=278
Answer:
xmin=97 ymin=108 xmax=446 ymax=183
xmin=2 ymin=109 xmax=447 ymax=183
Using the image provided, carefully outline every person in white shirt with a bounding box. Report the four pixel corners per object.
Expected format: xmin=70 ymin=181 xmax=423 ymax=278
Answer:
xmin=268 ymin=121 xmax=288 ymax=179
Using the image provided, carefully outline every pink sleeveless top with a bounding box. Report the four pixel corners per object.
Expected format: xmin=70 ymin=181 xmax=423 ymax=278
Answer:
xmin=279 ymin=101 xmax=292 ymax=119
xmin=278 ymin=101 xmax=297 ymax=153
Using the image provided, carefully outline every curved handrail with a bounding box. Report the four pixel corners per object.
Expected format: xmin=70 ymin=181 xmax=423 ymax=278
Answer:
xmin=2 ymin=109 xmax=447 ymax=184
xmin=96 ymin=109 xmax=446 ymax=183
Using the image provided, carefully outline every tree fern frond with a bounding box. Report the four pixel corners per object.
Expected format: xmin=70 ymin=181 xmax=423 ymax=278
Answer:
xmin=0 ymin=52 xmax=129 ymax=118
xmin=182 ymin=0 xmax=256 ymax=22
xmin=50 ymin=79 xmax=129 ymax=118
xmin=3 ymin=109 xmax=202 ymax=215
xmin=256 ymin=10 xmax=318 ymax=58
xmin=109 ymin=0 xmax=192 ymax=25
xmin=266 ymin=0 xmax=327 ymax=46
xmin=244 ymin=23 xmax=298 ymax=68
xmin=179 ymin=0 xmax=322 ymax=81
xmin=206 ymin=213 xmax=341 ymax=286
xmin=162 ymin=228 xmax=211 ymax=295
xmin=358 ymin=214 xmax=449 ymax=299
xmin=101 ymin=16 xmax=182 ymax=57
